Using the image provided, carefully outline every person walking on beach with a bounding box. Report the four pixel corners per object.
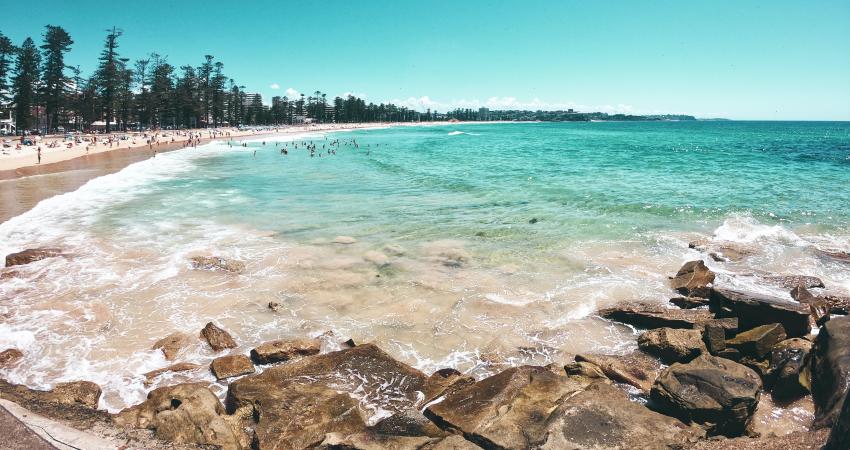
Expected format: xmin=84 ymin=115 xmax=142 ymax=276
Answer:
xmin=37 ymin=147 xmax=42 ymax=164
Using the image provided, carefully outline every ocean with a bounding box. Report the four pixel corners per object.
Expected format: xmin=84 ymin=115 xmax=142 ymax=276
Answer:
xmin=1 ymin=121 xmax=849 ymax=419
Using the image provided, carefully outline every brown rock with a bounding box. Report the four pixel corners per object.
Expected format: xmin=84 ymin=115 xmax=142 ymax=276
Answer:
xmin=422 ymin=368 xmax=475 ymax=405
xmin=687 ymin=429 xmax=830 ymax=450
xmin=0 ymin=348 xmax=24 ymax=367
xmin=319 ymin=432 xmax=436 ymax=449
xmin=229 ymin=344 xmax=428 ymax=418
xmin=710 ymin=288 xmax=811 ymax=337
xmin=638 ymin=327 xmax=706 ymax=364
xmin=651 ymin=354 xmax=762 ymax=437
xmin=825 ymin=392 xmax=850 ymax=450
xmin=564 ymin=361 xmax=609 ymax=386
xmin=210 ymin=355 xmax=255 ymax=380
xmin=144 ymin=362 xmax=202 ymax=384
xmin=811 ymin=315 xmax=850 ymax=428
xmin=200 ymin=322 xmax=237 ymax=351
xmin=189 ymin=255 xmax=245 ymax=273
xmin=761 ymin=274 xmax=825 ymax=290
xmin=114 ymin=382 xmax=243 ymax=450
xmin=598 ymin=301 xmax=715 ymax=330
xmin=425 ymin=368 xmax=702 ymax=449
xmin=716 ymin=348 xmax=742 ymax=361
xmin=369 ymin=409 xmax=448 ymax=438
xmin=152 ymin=332 xmax=191 ymax=361
xmin=769 ymin=338 xmax=813 ymax=400
xmin=49 ymin=381 xmax=102 ymax=409
xmin=670 ymin=296 xmax=710 ymax=309
xmin=4 ymin=248 xmax=62 ymax=267
xmin=703 ymin=324 xmax=727 ymax=355
xmin=670 ymin=260 xmax=715 ymax=298
xmin=726 ymin=323 xmax=787 ymax=359
xmin=574 ymin=353 xmax=659 ymax=393
xmin=249 ymin=338 xmax=321 ymax=364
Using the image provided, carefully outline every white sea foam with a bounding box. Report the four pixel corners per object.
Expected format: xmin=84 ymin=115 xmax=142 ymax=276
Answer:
xmin=713 ymin=214 xmax=806 ymax=246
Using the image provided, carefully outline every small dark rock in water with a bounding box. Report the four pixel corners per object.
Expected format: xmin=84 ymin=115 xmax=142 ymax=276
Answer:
xmin=811 ymin=315 xmax=850 ymax=428
xmin=0 ymin=348 xmax=23 ymax=367
xmin=210 ymin=354 xmax=255 ymax=380
xmin=651 ymin=354 xmax=762 ymax=437
xmin=4 ymin=248 xmax=62 ymax=267
xmin=474 ymin=231 xmax=486 ymax=237
xmin=200 ymin=322 xmax=238 ymax=351
xmin=268 ymin=301 xmax=281 ymax=312
xmin=710 ymin=288 xmax=811 ymax=338
xmin=143 ymin=362 xmax=202 ymax=384
xmin=769 ymin=338 xmax=813 ymax=400
xmin=670 ymin=260 xmax=715 ymax=298
xmin=529 ymin=218 xmax=539 ymax=224
xmin=726 ymin=323 xmax=787 ymax=359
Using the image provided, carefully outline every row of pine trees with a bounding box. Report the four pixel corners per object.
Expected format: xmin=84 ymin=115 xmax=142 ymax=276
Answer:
xmin=0 ymin=26 xmax=441 ymax=134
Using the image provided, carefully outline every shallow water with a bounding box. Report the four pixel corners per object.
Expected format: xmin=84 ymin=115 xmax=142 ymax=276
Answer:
xmin=1 ymin=121 xmax=849 ymax=422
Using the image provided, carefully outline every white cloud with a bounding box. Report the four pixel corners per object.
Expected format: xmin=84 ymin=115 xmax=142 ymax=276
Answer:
xmin=285 ymin=88 xmax=301 ymax=98
xmin=269 ymin=83 xmax=280 ymax=90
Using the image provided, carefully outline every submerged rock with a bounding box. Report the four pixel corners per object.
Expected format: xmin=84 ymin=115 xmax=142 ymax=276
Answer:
xmin=710 ymin=288 xmax=811 ymax=337
xmin=114 ymin=382 xmax=244 ymax=450
xmin=670 ymin=260 xmax=715 ymax=298
xmin=598 ymin=301 xmax=714 ymax=330
xmin=760 ymin=274 xmax=825 ymax=290
xmin=151 ymin=332 xmax=191 ymax=361
xmin=638 ymin=327 xmax=706 ymax=364
xmin=650 ymin=354 xmax=762 ymax=437
xmin=144 ymin=362 xmax=202 ymax=385
xmin=726 ymin=323 xmax=787 ymax=359
xmin=0 ymin=348 xmax=23 ymax=367
xmin=333 ymin=236 xmax=357 ymax=244
xmin=249 ymin=338 xmax=321 ymax=364
xmin=210 ymin=355 xmax=255 ymax=380
xmin=811 ymin=315 xmax=850 ymax=428
xmin=200 ymin=322 xmax=238 ymax=351
xmin=189 ymin=255 xmax=246 ymax=273
xmin=4 ymin=248 xmax=62 ymax=267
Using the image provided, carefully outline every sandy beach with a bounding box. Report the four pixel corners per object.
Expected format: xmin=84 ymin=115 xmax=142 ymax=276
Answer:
xmin=0 ymin=122 xmax=399 ymax=223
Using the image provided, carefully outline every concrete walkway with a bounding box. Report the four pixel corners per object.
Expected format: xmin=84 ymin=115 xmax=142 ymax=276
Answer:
xmin=0 ymin=399 xmax=116 ymax=449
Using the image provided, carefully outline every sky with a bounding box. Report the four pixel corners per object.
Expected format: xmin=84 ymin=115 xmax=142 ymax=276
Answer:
xmin=2 ymin=0 xmax=849 ymax=120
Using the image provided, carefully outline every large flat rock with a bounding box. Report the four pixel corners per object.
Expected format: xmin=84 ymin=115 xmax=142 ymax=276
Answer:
xmin=811 ymin=315 xmax=850 ymax=428
xmin=709 ymin=288 xmax=811 ymax=337
xmin=598 ymin=301 xmax=715 ymax=330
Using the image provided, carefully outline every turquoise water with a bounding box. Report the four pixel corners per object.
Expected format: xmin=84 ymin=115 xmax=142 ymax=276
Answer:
xmin=2 ymin=121 xmax=849 ymax=411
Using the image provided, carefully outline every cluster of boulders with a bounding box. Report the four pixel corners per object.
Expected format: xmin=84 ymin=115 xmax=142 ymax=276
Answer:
xmin=598 ymin=258 xmax=850 ymax=448
xmin=2 ymin=248 xmax=850 ymax=449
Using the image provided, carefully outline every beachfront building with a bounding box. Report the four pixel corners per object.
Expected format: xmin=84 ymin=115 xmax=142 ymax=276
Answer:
xmin=0 ymin=110 xmax=14 ymax=135
xmin=242 ymin=93 xmax=263 ymax=107
xmin=479 ymin=107 xmax=490 ymax=121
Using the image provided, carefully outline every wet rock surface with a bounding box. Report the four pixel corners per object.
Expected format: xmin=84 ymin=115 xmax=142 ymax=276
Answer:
xmin=768 ymin=338 xmax=813 ymax=400
xmin=709 ymin=288 xmax=811 ymax=337
xmin=670 ymin=260 xmax=716 ymax=298
xmin=200 ymin=322 xmax=238 ymax=351
xmin=152 ymin=332 xmax=192 ymax=361
xmin=4 ymin=247 xmax=63 ymax=267
xmin=0 ymin=348 xmax=24 ymax=367
xmin=598 ymin=301 xmax=715 ymax=330
xmin=726 ymin=323 xmax=787 ymax=359
xmin=638 ymin=327 xmax=706 ymax=364
xmin=651 ymin=354 xmax=762 ymax=437
xmin=210 ymin=355 xmax=255 ymax=380
xmin=189 ymin=255 xmax=246 ymax=273
xmin=114 ymin=382 xmax=244 ymax=450
xmin=249 ymin=338 xmax=321 ymax=364
xmin=811 ymin=315 xmax=850 ymax=428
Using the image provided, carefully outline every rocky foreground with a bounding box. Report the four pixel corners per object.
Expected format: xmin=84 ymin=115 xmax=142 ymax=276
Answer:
xmin=1 ymin=248 xmax=850 ymax=449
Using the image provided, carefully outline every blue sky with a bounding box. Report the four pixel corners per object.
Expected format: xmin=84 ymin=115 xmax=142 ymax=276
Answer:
xmin=2 ymin=0 xmax=849 ymax=120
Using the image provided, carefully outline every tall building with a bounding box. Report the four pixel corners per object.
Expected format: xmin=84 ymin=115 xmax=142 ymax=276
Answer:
xmin=243 ymin=93 xmax=263 ymax=107
xmin=479 ymin=107 xmax=490 ymax=121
